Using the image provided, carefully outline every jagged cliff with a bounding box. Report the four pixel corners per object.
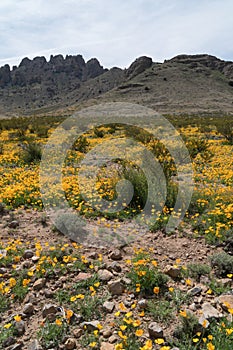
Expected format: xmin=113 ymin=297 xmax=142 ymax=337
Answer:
xmin=0 ymin=53 xmax=233 ymax=116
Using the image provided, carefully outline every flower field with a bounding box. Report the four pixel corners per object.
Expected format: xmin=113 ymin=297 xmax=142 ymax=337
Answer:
xmin=0 ymin=114 xmax=233 ymax=349
xmin=0 ymin=115 xmax=232 ymax=243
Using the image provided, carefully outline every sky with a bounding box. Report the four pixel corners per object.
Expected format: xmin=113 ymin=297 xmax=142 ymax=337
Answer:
xmin=0 ymin=0 xmax=233 ymax=69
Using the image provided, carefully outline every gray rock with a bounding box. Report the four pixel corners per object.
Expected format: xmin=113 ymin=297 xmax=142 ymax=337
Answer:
xmin=23 ymin=303 xmax=34 ymax=315
xmin=3 ymin=336 xmax=16 ymax=347
xmin=33 ymin=278 xmax=46 ymax=290
xmin=23 ymin=250 xmax=34 ymax=259
xmin=102 ymin=329 xmax=113 ymax=338
xmin=109 ymin=250 xmax=122 ymax=261
xmin=0 ymin=267 xmax=7 ymax=274
xmin=218 ymin=294 xmax=233 ymax=311
xmin=100 ymin=343 xmax=115 ymax=350
xmin=72 ymin=328 xmax=83 ymax=339
xmin=9 ymin=343 xmax=23 ymax=350
xmin=108 ymin=335 xmax=118 ymax=343
xmin=164 ymin=265 xmax=181 ymax=279
xmin=42 ymin=304 xmax=58 ymax=318
xmin=28 ymin=339 xmax=42 ymax=350
xmin=44 ymin=289 xmax=54 ymax=298
xmin=81 ymin=320 xmax=100 ymax=332
xmin=107 ymin=262 xmax=122 ymax=272
xmin=108 ymin=279 xmax=124 ymax=295
xmin=14 ymin=320 xmax=25 ymax=336
xmin=8 ymin=220 xmax=19 ymax=229
xmin=138 ymin=299 xmax=148 ymax=309
xmin=103 ymin=301 xmax=115 ymax=313
xmin=148 ymin=322 xmax=163 ymax=339
xmin=201 ymin=302 xmax=223 ymax=320
xmin=64 ymin=338 xmax=77 ymax=350
xmin=77 ymin=272 xmax=92 ymax=281
xmin=126 ymin=56 xmax=153 ymax=78
xmin=188 ymin=286 xmax=203 ymax=296
xmin=98 ymin=269 xmax=114 ymax=281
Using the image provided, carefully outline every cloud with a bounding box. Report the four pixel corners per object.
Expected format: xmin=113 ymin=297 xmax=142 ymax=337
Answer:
xmin=0 ymin=0 xmax=233 ymax=68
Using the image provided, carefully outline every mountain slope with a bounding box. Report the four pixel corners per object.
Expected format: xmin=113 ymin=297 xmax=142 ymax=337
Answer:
xmin=0 ymin=53 xmax=233 ymax=117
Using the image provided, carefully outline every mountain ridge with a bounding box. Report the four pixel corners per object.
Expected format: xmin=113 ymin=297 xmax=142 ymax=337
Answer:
xmin=0 ymin=53 xmax=233 ymax=117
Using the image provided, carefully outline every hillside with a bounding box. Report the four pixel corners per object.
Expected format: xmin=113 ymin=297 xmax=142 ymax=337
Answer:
xmin=0 ymin=54 xmax=233 ymax=117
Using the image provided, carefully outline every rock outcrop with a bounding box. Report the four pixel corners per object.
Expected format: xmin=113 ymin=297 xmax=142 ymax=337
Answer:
xmin=126 ymin=56 xmax=153 ymax=78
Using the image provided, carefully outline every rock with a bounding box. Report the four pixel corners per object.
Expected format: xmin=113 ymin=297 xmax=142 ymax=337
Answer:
xmin=201 ymin=302 xmax=223 ymax=320
xmin=28 ymin=339 xmax=42 ymax=350
xmin=23 ymin=250 xmax=34 ymax=259
xmin=9 ymin=343 xmax=23 ymax=350
xmin=23 ymin=303 xmax=34 ymax=315
xmin=87 ymin=252 xmax=99 ymax=259
xmin=98 ymin=269 xmax=114 ymax=281
xmin=73 ymin=328 xmax=83 ymax=339
xmin=188 ymin=286 xmax=203 ymax=296
xmin=103 ymin=301 xmax=115 ymax=313
xmin=77 ymin=272 xmax=92 ymax=281
xmin=64 ymin=338 xmax=77 ymax=350
xmin=33 ymin=278 xmax=46 ymax=290
xmin=189 ymin=303 xmax=197 ymax=311
xmin=121 ymin=277 xmax=131 ymax=285
xmin=148 ymin=322 xmax=163 ymax=339
xmin=0 ymin=64 xmax=11 ymax=87
xmin=0 ymin=267 xmax=7 ymax=274
xmin=102 ymin=329 xmax=113 ymax=338
xmin=107 ymin=262 xmax=122 ymax=272
xmin=100 ymin=342 xmax=115 ymax=350
xmin=2 ymin=336 xmax=16 ymax=347
xmin=86 ymin=58 xmax=106 ymax=79
xmin=42 ymin=304 xmax=58 ymax=318
xmin=108 ymin=279 xmax=124 ymax=295
xmin=14 ymin=320 xmax=25 ymax=336
xmin=164 ymin=265 xmax=181 ymax=279
xmin=44 ymin=289 xmax=54 ymax=298
xmin=109 ymin=250 xmax=122 ymax=261
xmin=218 ymin=294 xmax=233 ymax=311
xmin=8 ymin=220 xmax=19 ymax=229
xmin=126 ymin=56 xmax=153 ymax=78
xmin=82 ymin=321 xmax=100 ymax=332
xmin=108 ymin=335 xmax=118 ymax=343
xmin=32 ymin=256 xmax=40 ymax=263
xmin=138 ymin=299 xmax=148 ymax=309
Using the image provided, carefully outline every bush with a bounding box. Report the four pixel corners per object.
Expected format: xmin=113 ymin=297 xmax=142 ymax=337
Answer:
xmin=210 ymin=252 xmax=233 ymax=277
xmin=186 ymin=263 xmax=211 ymax=281
xmin=22 ymin=141 xmax=42 ymax=164
xmin=216 ymin=121 xmax=233 ymax=144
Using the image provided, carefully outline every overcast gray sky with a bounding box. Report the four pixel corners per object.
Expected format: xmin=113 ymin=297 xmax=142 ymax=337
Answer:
xmin=0 ymin=0 xmax=233 ymax=68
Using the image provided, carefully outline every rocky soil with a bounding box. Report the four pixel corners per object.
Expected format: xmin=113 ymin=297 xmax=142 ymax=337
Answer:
xmin=0 ymin=208 xmax=232 ymax=350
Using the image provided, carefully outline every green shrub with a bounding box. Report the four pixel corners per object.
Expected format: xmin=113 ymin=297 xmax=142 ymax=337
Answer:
xmin=186 ymin=263 xmax=211 ymax=281
xmin=210 ymin=252 xmax=233 ymax=277
xmin=22 ymin=141 xmax=42 ymax=163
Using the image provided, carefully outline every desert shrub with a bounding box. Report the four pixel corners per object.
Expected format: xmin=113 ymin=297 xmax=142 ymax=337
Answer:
xmin=184 ymin=135 xmax=211 ymax=160
xmin=73 ymin=135 xmax=89 ymax=153
xmin=22 ymin=141 xmax=42 ymax=163
xmin=121 ymin=164 xmax=148 ymax=210
xmin=210 ymin=252 xmax=233 ymax=277
xmin=186 ymin=263 xmax=211 ymax=281
xmin=216 ymin=120 xmax=233 ymax=144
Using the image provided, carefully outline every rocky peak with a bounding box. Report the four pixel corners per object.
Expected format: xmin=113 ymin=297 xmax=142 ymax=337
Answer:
xmin=0 ymin=54 xmax=107 ymax=88
xmin=167 ymin=54 xmax=233 ymax=79
xmin=0 ymin=64 xmax=11 ymax=88
xmin=86 ymin=58 xmax=107 ymax=79
xmin=126 ymin=56 xmax=153 ymax=78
